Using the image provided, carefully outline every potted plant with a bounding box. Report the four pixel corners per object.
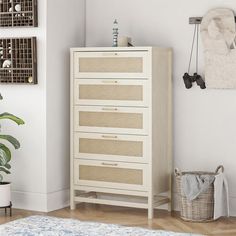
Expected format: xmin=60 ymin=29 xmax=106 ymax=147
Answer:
xmin=0 ymin=93 xmax=24 ymax=207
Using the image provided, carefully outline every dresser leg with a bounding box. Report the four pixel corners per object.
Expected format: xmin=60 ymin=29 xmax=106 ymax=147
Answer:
xmin=70 ymin=195 xmax=75 ymax=210
xmin=167 ymin=190 xmax=171 ymax=212
xmin=70 ymin=202 xmax=75 ymax=210
xmin=148 ymin=207 xmax=154 ymax=219
xmin=167 ymin=202 xmax=172 ymax=212
xmin=70 ymin=187 xmax=75 ymax=210
xmin=148 ymin=196 xmax=154 ymax=219
xmin=167 ymin=173 xmax=173 ymax=212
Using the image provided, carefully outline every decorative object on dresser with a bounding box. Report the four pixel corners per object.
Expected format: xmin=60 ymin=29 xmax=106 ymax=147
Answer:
xmin=0 ymin=93 xmax=24 ymax=214
xmin=0 ymin=0 xmax=38 ymax=27
xmin=70 ymin=47 xmax=173 ymax=219
xmin=0 ymin=37 xmax=37 ymax=84
xmin=112 ymin=19 xmax=119 ymax=47
xmin=118 ymin=36 xmax=132 ymax=47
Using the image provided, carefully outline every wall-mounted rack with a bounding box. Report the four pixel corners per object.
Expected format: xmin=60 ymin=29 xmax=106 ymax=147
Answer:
xmin=0 ymin=0 xmax=38 ymax=27
xmin=0 ymin=37 xmax=37 ymax=84
xmin=189 ymin=16 xmax=236 ymax=24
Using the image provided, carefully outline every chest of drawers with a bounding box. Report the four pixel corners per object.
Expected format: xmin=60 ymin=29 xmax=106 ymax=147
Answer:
xmin=70 ymin=47 xmax=172 ymax=219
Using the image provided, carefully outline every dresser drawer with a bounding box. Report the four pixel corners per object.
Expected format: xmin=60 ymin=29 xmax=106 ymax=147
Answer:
xmin=74 ymin=79 xmax=149 ymax=107
xmin=74 ymin=51 xmax=149 ymax=78
xmin=74 ymin=159 xmax=148 ymax=191
xmin=74 ymin=132 xmax=149 ymax=163
xmin=74 ymin=106 xmax=149 ymax=135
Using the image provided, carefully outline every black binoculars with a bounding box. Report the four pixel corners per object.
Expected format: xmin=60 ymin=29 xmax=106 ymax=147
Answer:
xmin=183 ymin=72 xmax=206 ymax=89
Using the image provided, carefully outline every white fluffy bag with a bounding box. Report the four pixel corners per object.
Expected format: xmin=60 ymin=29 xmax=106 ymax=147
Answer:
xmin=201 ymin=8 xmax=236 ymax=88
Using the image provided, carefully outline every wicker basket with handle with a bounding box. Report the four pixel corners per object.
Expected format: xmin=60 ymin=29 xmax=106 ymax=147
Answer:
xmin=175 ymin=165 xmax=224 ymax=222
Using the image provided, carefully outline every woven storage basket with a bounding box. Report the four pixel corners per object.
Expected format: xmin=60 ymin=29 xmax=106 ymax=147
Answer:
xmin=175 ymin=165 xmax=224 ymax=222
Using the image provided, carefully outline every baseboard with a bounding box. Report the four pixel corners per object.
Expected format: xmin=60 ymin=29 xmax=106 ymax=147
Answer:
xmin=12 ymin=190 xmax=236 ymax=216
xmin=12 ymin=190 xmax=48 ymax=212
xmin=47 ymin=189 xmax=70 ymax=212
xmin=229 ymin=196 xmax=236 ymax=216
xmin=11 ymin=189 xmax=70 ymax=212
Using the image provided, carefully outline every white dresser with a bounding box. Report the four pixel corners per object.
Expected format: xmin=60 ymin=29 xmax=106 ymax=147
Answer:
xmin=70 ymin=47 xmax=172 ymax=219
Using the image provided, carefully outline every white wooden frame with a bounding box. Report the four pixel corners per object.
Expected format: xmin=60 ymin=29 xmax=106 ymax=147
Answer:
xmin=73 ymin=185 xmax=149 ymax=197
xmin=74 ymin=159 xmax=148 ymax=191
xmin=70 ymin=47 xmax=173 ymax=219
xmin=74 ymin=132 xmax=150 ymax=163
xmin=74 ymin=105 xmax=149 ymax=135
xmin=72 ymin=188 xmax=169 ymax=210
xmin=74 ymin=79 xmax=150 ymax=107
xmin=74 ymin=51 xmax=149 ymax=79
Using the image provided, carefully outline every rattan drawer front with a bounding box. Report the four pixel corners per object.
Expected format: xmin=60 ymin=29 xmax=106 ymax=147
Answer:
xmin=74 ymin=79 xmax=149 ymax=107
xmin=80 ymin=112 xmax=141 ymax=128
xmin=80 ymin=166 xmax=142 ymax=184
xmin=74 ymin=159 xmax=148 ymax=191
xmin=74 ymin=51 xmax=149 ymax=78
xmin=80 ymin=57 xmax=142 ymax=73
xmin=80 ymin=84 xmax=142 ymax=100
xmin=74 ymin=106 xmax=149 ymax=135
xmin=74 ymin=133 xmax=149 ymax=163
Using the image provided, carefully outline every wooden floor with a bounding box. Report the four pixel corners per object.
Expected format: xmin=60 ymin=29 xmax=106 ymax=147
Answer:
xmin=0 ymin=204 xmax=235 ymax=235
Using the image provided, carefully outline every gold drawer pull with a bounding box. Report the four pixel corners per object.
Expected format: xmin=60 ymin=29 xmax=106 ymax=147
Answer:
xmin=101 ymin=162 xmax=118 ymax=167
xmin=102 ymin=108 xmax=118 ymax=111
xmin=101 ymin=135 xmax=118 ymax=139
xmin=101 ymin=80 xmax=118 ymax=84
xmin=102 ymin=53 xmax=118 ymax=56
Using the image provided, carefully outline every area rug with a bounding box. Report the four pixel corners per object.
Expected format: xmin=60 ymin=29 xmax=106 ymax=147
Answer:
xmin=0 ymin=216 xmax=202 ymax=236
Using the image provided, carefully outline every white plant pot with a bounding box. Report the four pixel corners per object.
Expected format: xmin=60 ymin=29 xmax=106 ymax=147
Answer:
xmin=0 ymin=182 xmax=11 ymax=207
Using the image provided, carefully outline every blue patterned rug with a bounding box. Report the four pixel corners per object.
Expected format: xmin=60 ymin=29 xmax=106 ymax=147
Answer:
xmin=0 ymin=216 xmax=202 ymax=236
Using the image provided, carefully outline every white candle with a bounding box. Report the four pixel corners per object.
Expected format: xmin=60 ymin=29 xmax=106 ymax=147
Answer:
xmin=118 ymin=36 xmax=132 ymax=47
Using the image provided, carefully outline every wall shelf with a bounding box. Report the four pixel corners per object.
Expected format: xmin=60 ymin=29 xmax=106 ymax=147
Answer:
xmin=0 ymin=0 xmax=38 ymax=27
xmin=0 ymin=37 xmax=37 ymax=84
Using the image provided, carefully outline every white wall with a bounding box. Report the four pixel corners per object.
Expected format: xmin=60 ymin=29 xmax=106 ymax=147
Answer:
xmin=0 ymin=0 xmax=47 ymax=211
xmin=0 ymin=0 xmax=85 ymax=212
xmin=2 ymin=0 xmax=235 ymax=215
xmin=46 ymin=0 xmax=85 ymax=211
xmin=86 ymin=0 xmax=236 ymax=216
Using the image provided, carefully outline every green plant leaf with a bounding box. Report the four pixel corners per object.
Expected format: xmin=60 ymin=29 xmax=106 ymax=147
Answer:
xmin=0 ymin=143 xmax=11 ymax=166
xmin=0 ymin=174 xmax=2 ymax=182
xmin=0 ymin=93 xmax=2 ymax=100
xmin=4 ymin=163 xmax=11 ymax=170
xmin=0 ymin=167 xmax=10 ymax=174
xmin=0 ymin=135 xmax=20 ymax=149
xmin=0 ymin=113 xmax=25 ymax=125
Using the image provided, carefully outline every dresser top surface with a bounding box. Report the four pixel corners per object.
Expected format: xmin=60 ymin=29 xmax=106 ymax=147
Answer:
xmin=70 ymin=46 xmax=171 ymax=53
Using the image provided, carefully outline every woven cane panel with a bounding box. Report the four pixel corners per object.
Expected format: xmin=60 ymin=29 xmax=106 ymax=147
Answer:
xmin=79 ymin=85 xmax=143 ymax=101
xmin=0 ymin=0 xmax=38 ymax=27
xmin=79 ymin=111 xmax=143 ymax=129
xmin=0 ymin=37 xmax=37 ymax=84
xmin=79 ymin=138 xmax=143 ymax=157
xmin=79 ymin=57 xmax=143 ymax=73
xmin=79 ymin=165 xmax=143 ymax=185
